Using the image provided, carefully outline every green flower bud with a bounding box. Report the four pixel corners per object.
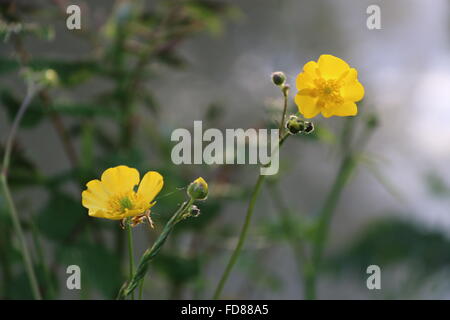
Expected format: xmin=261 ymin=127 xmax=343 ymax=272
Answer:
xmin=44 ymin=69 xmax=58 ymax=86
xmin=304 ymin=121 xmax=314 ymax=134
xmin=285 ymin=115 xmax=305 ymax=135
xmin=271 ymin=71 xmax=286 ymax=86
xmin=189 ymin=205 xmax=201 ymax=217
xmin=187 ymin=177 xmax=208 ymax=201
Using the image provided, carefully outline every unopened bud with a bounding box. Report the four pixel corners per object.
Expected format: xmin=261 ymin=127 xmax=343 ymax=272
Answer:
xmin=189 ymin=205 xmax=201 ymax=217
xmin=42 ymin=69 xmax=59 ymax=87
xmin=304 ymin=121 xmax=314 ymax=134
xmin=187 ymin=177 xmax=209 ymax=201
xmin=271 ymin=71 xmax=286 ymax=86
xmin=285 ymin=115 xmax=304 ymax=135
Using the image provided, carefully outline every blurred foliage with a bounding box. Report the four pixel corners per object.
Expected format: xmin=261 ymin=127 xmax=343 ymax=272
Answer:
xmin=0 ymin=0 xmax=240 ymax=299
xmin=0 ymin=0 xmax=446 ymax=301
xmin=326 ymin=216 xmax=450 ymax=295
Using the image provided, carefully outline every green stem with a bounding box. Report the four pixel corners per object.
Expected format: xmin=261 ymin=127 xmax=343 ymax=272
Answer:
xmin=127 ymin=219 xmax=135 ymax=300
xmin=306 ymin=155 xmax=356 ymax=299
xmin=0 ymin=175 xmax=41 ymax=300
xmin=1 ymin=83 xmax=42 ymax=300
xmin=2 ymin=85 xmax=35 ymax=172
xmin=213 ymin=174 xmax=266 ymax=300
xmin=138 ymin=279 xmax=144 ymax=300
xmin=213 ymin=133 xmax=289 ymax=299
xmin=279 ymin=89 xmax=288 ymax=138
xmin=305 ymin=119 xmax=375 ymax=300
xmin=30 ymin=219 xmax=55 ymax=299
xmin=117 ymin=198 xmax=195 ymax=300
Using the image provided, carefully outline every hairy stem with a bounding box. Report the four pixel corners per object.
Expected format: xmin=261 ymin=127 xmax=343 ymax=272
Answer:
xmin=117 ymin=198 xmax=195 ymax=300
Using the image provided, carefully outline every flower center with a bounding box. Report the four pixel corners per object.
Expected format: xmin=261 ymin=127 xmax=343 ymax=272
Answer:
xmin=119 ymin=197 xmax=133 ymax=211
xmin=314 ymin=78 xmax=343 ymax=105
xmin=108 ymin=192 xmax=137 ymax=213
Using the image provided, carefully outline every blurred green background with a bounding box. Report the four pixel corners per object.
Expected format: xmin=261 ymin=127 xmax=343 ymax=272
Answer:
xmin=1 ymin=0 xmax=450 ymax=299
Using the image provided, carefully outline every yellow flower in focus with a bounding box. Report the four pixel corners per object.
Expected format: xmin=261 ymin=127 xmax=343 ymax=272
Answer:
xmin=82 ymin=165 xmax=164 ymax=220
xmin=295 ymin=54 xmax=365 ymax=118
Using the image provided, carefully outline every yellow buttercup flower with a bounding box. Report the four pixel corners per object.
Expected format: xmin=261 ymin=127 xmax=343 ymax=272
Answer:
xmin=82 ymin=165 xmax=164 ymax=220
xmin=295 ymin=54 xmax=365 ymax=118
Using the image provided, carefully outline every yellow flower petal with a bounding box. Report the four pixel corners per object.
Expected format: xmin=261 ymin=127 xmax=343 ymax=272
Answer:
xmin=318 ymin=54 xmax=350 ymax=79
xmin=328 ymin=101 xmax=358 ymax=117
xmin=88 ymin=208 xmax=109 ymax=219
xmin=101 ymin=165 xmax=140 ymax=195
xmin=296 ymin=73 xmax=314 ymax=91
xmin=295 ymin=94 xmax=321 ymax=119
xmin=303 ymin=60 xmax=319 ymax=75
xmin=341 ymin=80 xmax=364 ymax=102
xmin=82 ymin=180 xmax=109 ymax=210
xmin=137 ymin=171 xmax=164 ymax=205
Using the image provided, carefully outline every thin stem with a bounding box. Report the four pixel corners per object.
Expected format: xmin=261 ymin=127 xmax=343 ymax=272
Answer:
xmin=213 ymin=173 xmax=265 ymax=299
xmin=304 ymin=155 xmax=356 ymax=299
xmin=305 ymin=119 xmax=375 ymax=299
xmin=0 ymin=176 xmax=41 ymax=300
xmin=127 ymin=219 xmax=135 ymax=300
xmin=213 ymin=133 xmax=290 ymax=299
xmin=279 ymin=89 xmax=288 ymax=138
xmin=1 ymin=83 xmax=42 ymax=300
xmin=117 ymin=198 xmax=195 ymax=300
xmin=138 ymin=279 xmax=144 ymax=300
xmin=2 ymin=85 xmax=35 ymax=174
xmin=30 ymin=219 xmax=55 ymax=299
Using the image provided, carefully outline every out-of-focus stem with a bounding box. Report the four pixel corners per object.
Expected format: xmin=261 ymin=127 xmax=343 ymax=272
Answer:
xmin=213 ymin=133 xmax=289 ymax=299
xmin=304 ymin=154 xmax=357 ymax=299
xmin=213 ymin=173 xmax=265 ymax=300
xmin=1 ymin=82 xmax=42 ymax=300
xmin=30 ymin=220 xmax=55 ymax=299
xmin=305 ymin=119 xmax=375 ymax=300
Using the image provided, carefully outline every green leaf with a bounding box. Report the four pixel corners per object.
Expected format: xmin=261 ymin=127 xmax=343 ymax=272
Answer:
xmin=58 ymin=242 xmax=122 ymax=298
xmin=36 ymin=192 xmax=84 ymax=241
xmin=328 ymin=217 xmax=450 ymax=277
xmin=154 ymin=253 xmax=200 ymax=285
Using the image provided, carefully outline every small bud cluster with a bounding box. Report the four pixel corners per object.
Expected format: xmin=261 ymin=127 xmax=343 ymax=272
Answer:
xmin=285 ymin=115 xmax=314 ymax=135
